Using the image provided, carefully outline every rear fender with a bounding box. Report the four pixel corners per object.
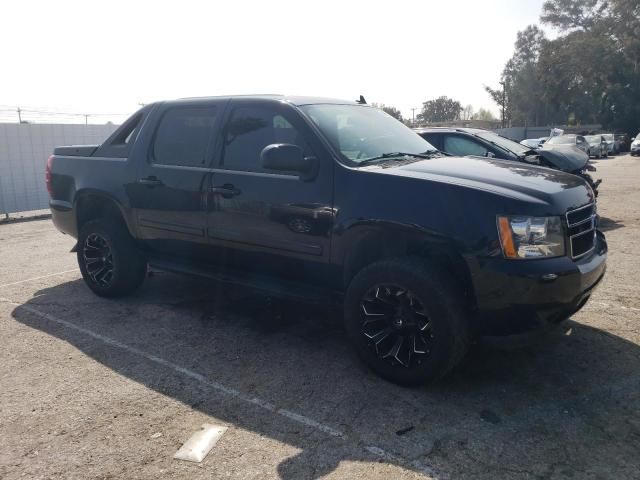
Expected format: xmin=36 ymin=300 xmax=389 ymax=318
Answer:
xmin=74 ymin=190 xmax=137 ymax=238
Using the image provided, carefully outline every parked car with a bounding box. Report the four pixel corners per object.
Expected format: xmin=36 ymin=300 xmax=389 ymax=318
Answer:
xmin=631 ymin=135 xmax=640 ymax=156
xmin=545 ymin=134 xmax=590 ymax=154
xmin=47 ymin=95 xmax=607 ymax=386
xmin=415 ymin=127 xmax=601 ymax=195
xmin=520 ymin=137 xmax=547 ymax=149
xmin=601 ymin=133 xmax=619 ymax=155
xmin=584 ymin=135 xmax=608 ymax=158
xmin=615 ymin=134 xmax=629 ymax=153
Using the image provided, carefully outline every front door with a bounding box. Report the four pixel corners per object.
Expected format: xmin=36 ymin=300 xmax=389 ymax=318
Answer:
xmin=206 ymin=99 xmax=334 ymax=284
xmin=131 ymin=100 xmax=225 ymax=259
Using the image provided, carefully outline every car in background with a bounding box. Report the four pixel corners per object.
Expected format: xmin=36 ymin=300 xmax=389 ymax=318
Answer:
xmin=545 ymin=134 xmax=590 ymax=154
xmin=520 ymin=137 xmax=547 ymax=149
xmin=415 ymin=127 xmax=601 ymax=195
xmin=615 ymin=134 xmax=629 ymax=153
xmin=584 ymin=135 xmax=608 ymax=158
xmin=602 ymin=133 xmax=619 ymax=155
xmin=631 ymin=135 xmax=640 ymax=156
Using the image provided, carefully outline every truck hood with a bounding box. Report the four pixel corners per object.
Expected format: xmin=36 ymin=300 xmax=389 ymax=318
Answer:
xmin=365 ymin=155 xmax=588 ymax=205
xmin=538 ymin=145 xmax=589 ymax=172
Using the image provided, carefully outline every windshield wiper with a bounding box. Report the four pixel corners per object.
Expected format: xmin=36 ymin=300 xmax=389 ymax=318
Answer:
xmin=358 ymin=151 xmax=438 ymax=166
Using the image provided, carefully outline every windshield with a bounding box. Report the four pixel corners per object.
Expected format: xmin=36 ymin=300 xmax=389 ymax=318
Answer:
xmin=603 ymin=134 xmax=614 ymax=141
xmin=299 ymin=104 xmax=436 ymax=164
xmin=472 ymin=130 xmax=530 ymax=155
xmin=585 ymin=135 xmax=601 ymax=143
xmin=547 ymin=135 xmax=575 ymax=145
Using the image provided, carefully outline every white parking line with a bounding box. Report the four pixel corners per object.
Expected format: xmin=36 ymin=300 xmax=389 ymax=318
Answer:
xmin=0 ymin=298 xmax=439 ymax=478
xmin=0 ymin=269 xmax=78 ymax=289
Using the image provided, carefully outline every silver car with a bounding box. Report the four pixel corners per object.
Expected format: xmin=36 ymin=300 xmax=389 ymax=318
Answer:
xmin=584 ymin=135 xmax=608 ymax=158
xmin=545 ymin=134 xmax=589 ymax=154
xmin=601 ymin=133 xmax=619 ymax=155
xmin=631 ymin=135 xmax=640 ymax=156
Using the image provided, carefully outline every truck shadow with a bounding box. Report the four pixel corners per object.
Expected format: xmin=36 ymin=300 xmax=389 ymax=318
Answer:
xmin=11 ymin=274 xmax=640 ymax=479
xmin=597 ymin=215 xmax=625 ymax=232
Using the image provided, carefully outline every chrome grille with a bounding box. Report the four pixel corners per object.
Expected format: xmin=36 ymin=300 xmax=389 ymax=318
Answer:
xmin=566 ymin=203 xmax=597 ymax=259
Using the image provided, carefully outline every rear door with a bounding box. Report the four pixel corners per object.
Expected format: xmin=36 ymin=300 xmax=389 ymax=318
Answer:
xmin=206 ymin=99 xmax=334 ymax=283
xmin=130 ymin=100 xmax=226 ymax=258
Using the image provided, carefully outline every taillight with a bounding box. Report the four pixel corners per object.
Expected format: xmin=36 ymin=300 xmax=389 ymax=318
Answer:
xmin=46 ymin=155 xmax=54 ymax=197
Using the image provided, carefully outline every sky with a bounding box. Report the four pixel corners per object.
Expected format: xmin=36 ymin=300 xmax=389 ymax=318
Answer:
xmin=1 ymin=0 xmax=547 ymax=122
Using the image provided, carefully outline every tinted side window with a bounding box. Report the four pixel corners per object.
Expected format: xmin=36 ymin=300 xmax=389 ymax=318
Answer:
xmin=419 ymin=133 xmax=443 ymax=150
xmin=153 ymin=107 xmax=217 ymax=166
xmin=222 ymin=106 xmax=310 ymax=173
xmin=443 ymin=135 xmax=488 ymax=157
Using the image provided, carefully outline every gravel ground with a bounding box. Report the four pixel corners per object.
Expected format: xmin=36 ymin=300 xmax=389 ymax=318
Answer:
xmin=1 ymin=154 xmax=639 ymax=479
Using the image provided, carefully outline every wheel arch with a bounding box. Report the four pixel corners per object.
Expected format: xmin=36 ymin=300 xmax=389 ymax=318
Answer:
xmin=74 ymin=190 xmax=136 ymax=239
xmin=340 ymin=224 xmax=477 ymax=311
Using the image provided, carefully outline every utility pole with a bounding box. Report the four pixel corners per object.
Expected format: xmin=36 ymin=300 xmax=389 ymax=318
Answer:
xmin=17 ymin=107 xmax=22 ymax=124
xmin=499 ymin=81 xmax=505 ymax=129
xmin=84 ymin=114 xmax=89 ymax=126
xmin=411 ymin=107 xmax=417 ymax=126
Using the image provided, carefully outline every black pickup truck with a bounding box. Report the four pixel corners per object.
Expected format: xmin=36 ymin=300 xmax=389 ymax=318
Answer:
xmin=47 ymin=95 xmax=607 ymax=385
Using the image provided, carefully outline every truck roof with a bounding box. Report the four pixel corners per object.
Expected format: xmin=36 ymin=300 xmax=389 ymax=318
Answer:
xmin=170 ymin=94 xmax=361 ymax=107
xmin=414 ymin=127 xmax=487 ymax=135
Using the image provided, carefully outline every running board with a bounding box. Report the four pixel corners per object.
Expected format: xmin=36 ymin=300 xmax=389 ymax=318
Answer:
xmin=147 ymin=257 xmax=337 ymax=304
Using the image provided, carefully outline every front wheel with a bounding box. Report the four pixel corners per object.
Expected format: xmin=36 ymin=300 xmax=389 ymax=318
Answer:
xmin=77 ymin=218 xmax=147 ymax=298
xmin=344 ymin=258 xmax=470 ymax=386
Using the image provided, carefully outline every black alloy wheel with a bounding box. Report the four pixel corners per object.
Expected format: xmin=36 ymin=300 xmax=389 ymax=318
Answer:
xmin=359 ymin=284 xmax=433 ymax=368
xmin=82 ymin=233 xmax=114 ymax=287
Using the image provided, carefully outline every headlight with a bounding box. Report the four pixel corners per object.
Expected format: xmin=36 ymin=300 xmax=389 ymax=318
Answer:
xmin=497 ymin=216 xmax=565 ymax=259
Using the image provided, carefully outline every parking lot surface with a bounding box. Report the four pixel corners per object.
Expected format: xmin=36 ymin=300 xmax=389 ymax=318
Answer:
xmin=1 ymin=155 xmax=639 ymax=479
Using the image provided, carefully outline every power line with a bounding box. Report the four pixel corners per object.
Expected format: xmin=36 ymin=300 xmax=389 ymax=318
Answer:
xmin=0 ymin=105 xmax=131 ymax=125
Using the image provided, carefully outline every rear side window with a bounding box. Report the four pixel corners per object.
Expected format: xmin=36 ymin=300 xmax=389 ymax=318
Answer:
xmin=153 ymin=107 xmax=218 ymax=166
xmin=443 ymin=135 xmax=488 ymax=157
xmin=221 ymin=106 xmax=310 ymax=173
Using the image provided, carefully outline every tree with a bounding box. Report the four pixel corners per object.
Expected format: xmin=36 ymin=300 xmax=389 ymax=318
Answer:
xmin=485 ymin=25 xmax=547 ymax=127
xmin=461 ymin=104 xmax=474 ymax=120
xmin=486 ymin=1 xmax=640 ymax=135
xmin=473 ymin=108 xmax=496 ymax=121
xmin=417 ymin=96 xmax=462 ymax=123
xmin=371 ymin=103 xmax=403 ymax=122
xmin=540 ymin=0 xmax=607 ymax=31
xmin=540 ymin=0 xmax=640 ymax=132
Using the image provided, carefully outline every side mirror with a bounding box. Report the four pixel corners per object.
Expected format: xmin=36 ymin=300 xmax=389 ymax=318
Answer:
xmin=485 ymin=151 xmax=496 ymax=158
xmin=261 ymin=144 xmax=318 ymax=181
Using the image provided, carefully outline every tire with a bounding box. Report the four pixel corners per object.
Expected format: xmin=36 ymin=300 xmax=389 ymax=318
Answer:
xmin=344 ymin=257 xmax=470 ymax=386
xmin=77 ymin=218 xmax=147 ymax=298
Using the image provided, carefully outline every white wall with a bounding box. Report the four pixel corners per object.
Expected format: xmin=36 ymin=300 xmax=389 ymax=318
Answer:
xmin=0 ymin=123 xmax=118 ymax=214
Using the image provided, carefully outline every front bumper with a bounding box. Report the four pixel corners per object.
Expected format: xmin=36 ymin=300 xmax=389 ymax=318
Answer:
xmin=469 ymin=231 xmax=607 ymax=335
xmin=631 ymin=146 xmax=640 ymax=155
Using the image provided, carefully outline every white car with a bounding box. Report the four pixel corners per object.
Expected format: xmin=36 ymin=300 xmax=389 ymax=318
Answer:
xmin=520 ymin=137 xmax=547 ymax=149
xmin=631 ymin=135 xmax=640 ymax=156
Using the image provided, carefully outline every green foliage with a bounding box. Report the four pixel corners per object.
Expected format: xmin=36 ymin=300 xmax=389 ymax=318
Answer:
xmin=487 ymin=0 xmax=640 ymax=134
xmin=417 ymin=96 xmax=462 ymax=123
xmin=371 ymin=103 xmax=404 ymax=122
xmin=474 ymin=108 xmax=497 ymax=121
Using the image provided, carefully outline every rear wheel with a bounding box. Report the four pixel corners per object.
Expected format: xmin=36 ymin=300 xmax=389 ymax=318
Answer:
xmin=344 ymin=258 xmax=469 ymax=386
xmin=77 ymin=218 xmax=147 ymax=297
